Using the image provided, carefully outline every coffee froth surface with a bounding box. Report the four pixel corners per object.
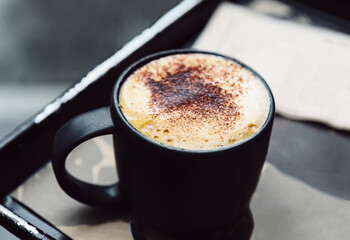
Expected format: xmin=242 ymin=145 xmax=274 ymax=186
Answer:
xmin=119 ymin=53 xmax=270 ymax=150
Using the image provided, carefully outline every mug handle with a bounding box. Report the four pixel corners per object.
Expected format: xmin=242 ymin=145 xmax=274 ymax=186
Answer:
xmin=51 ymin=107 xmax=126 ymax=208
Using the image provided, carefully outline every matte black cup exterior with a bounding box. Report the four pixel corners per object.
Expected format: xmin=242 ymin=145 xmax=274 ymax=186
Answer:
xmin=51 ymin=49 xmax=275 ymax=239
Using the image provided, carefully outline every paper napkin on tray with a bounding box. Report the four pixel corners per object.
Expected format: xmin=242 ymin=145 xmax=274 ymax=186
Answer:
xmin=193 ymin=2 xmax=350 ymax=131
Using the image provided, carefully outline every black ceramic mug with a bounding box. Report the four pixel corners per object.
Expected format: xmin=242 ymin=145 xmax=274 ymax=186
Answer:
xmin=51 ymin=49 xmax=275 ymax=240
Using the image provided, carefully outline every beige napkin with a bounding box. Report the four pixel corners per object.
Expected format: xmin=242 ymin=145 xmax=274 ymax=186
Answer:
xmin=194 ymin=2 xmax=350 ymax=131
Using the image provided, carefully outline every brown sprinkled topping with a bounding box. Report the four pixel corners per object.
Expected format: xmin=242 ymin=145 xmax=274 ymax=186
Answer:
xmin=139 ymin=60 xmax=242 ymax=130
xmin=146 ymin=69 xmax=236 ymax=115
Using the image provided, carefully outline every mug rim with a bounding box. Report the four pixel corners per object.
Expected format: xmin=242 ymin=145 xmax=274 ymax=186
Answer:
xmin=112 ymin=49 xmax=275 ymax=154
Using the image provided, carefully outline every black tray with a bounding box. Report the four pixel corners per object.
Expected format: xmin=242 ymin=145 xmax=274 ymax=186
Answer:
xmin=1 ymin=0 xmax=350 ymax=239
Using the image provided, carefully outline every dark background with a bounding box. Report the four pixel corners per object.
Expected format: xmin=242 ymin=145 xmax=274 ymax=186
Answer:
xmin=0 ymin=0 xmax=180 ymax=139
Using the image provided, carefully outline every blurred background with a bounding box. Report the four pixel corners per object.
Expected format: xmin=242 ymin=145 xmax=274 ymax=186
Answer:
xmin=0 ymin=0 xmax=180 ymax=140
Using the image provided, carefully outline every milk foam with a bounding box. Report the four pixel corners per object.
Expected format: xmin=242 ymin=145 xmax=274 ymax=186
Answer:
xmin=119 ymin=53 xmax=270 ymax=150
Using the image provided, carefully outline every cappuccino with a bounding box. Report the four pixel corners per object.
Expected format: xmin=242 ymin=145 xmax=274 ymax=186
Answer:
xmin=119 ymin=53 xmax=270 ymax=150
